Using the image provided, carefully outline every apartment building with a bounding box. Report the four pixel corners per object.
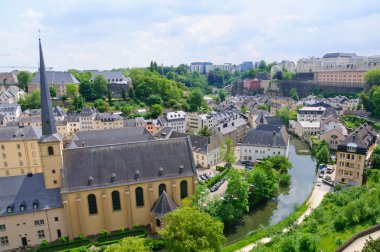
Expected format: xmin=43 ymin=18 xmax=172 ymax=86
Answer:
xmin=335 ymin=123 xmax=377 ymax=186
xmin=158 ymin=111 xmax=187 ymax=133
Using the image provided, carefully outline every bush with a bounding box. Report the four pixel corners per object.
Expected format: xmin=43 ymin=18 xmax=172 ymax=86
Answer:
xmin=333 ymin=214 xmax=347 ymax=231
xmin=216 ymin=166 xmax=226 ymax=172
xmin=95 ymin=228 xmax=147 ymax=246
xmin=279 ymin=173 xmax=291 ymax=186
xmin=145 ymin=239 xmax=165 ymax=250
xmin=36 ymin=239 xmax=92 ymax=252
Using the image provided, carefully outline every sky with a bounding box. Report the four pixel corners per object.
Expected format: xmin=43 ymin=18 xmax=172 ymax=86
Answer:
xmin=0 ymin=0 xmax=380 ymax=71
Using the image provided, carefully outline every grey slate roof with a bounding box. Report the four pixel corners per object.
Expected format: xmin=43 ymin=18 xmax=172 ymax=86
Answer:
xmin=151 ymin=191 xmax=178 ymax=218
xmin=0 ymin=103 xmax=20 ymax=112
xmin=90 ymin=71 xmax=128 ymax=83
xmin=0 ymin=173 xmax=62 ymax=216
xmin=61 ymin=137 xmax=196 ymax=193
xmin=339 ymin=123 xmax=377 ymax=149
xmin=0 ymin=126 xmax=41 ymax=141
xmin=123 ymin=119 xmax=137 ymax=127
xmin=30 ymin=71 xmax=79 ymax=85
xmin=243 ymin=124 xmax=288 ymax=148
xmin=68 ymin=127 xmax=155 ymax=148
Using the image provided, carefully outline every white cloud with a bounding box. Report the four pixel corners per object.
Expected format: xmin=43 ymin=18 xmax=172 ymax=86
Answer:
xmin=21 ymin=8 xmax=43 ymax=20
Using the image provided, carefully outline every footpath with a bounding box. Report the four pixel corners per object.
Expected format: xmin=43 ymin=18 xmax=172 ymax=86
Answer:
xmin=237 ymin=181 xmax=330 ymax=252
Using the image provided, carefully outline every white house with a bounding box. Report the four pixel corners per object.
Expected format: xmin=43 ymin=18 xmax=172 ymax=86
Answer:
xmin=158 ymin=111 xmax=187 ymax=133
xmin=240 ymin=124 xmax=289 ymax=162
xmin=0 ymin=104 xmax=21 ymax=122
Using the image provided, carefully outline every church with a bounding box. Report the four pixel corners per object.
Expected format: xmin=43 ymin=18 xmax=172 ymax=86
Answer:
xmin=0 ymin=40 xmax=196 ymax=251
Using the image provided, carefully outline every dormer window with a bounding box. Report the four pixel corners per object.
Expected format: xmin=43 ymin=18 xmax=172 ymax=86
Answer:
xmin=158 ymin=167 xmax=164 ymax=176
xmin=33 ymin=199 xmax=39 ymax=210
xmin=179 ymin=165 xmax=184 ymax=174
xmin=7 ymin=204 xmax=14 ymax=213
xmin=135 ymin=170 xmax=140 ymax=179
xmin=87 ymin=176 xmax=93 ymax=186
xmin=110 ymin=173 xmax=116 ymax=183
xmin=20 ymin=201 xmax=26 ymax=212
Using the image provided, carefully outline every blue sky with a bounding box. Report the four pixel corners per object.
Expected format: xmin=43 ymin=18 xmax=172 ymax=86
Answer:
xmin=0 ymin=0 xmax=379 ymax=71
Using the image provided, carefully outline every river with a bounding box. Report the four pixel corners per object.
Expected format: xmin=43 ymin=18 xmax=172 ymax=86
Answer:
xmin=225 ymin=136 xmax=317 ymax=243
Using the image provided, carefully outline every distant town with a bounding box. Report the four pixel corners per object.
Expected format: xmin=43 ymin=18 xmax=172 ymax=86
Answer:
xmin=0 ymin=43 xmax=380 ymax=252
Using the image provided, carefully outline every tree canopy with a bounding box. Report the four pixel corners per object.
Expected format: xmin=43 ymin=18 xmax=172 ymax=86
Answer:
xmin=105 ymin=237 xmax=150 ymax=252
xmin=364 ymin=68 xmax=380 ymax=87
xmin=18 ymin=91 xmax=41 ymax=110
xmin=17 ymin=71 xmax=32 ymax=91
xmin=221 ymin=137 xmax=236 ymax=166
xmin=160 ymin=206 xmax=225 ymax=252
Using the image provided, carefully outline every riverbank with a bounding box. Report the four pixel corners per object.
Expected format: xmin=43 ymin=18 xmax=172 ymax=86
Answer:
xmin=222 ymin=179 xmax=330 ymax=252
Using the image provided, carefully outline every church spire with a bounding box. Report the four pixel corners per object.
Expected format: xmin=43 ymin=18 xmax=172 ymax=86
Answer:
xmin=39 ymin=39 xmax=57 ymax=136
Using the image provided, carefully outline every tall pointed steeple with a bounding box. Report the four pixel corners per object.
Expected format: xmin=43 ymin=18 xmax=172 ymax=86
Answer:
xmin=39 ymin=39 xmax=57 ymax=136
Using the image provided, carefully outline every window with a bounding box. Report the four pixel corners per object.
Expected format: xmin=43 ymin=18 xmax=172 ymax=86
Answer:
xmin=5 ymin=169 xmax=9 ymax=175
xmin=180 ymin=180 xmax=188 ymax=199
xmin=38 ymin=230 xmax=45 ymax=239
xmin=35 ymin=220 xmax=45 ymax=226
xmin=54 ymin=217 xmax=59 ymax=222
xmin=0 ymin=236 xmax=9 ymax=245
xmin=48 ymin=146 xmax=54 ymax=156
xmin=135 ymin=187 xmax=144 ymax=207
xmin=158 ymin=183 xmax=166 ymax=196
xmin=111 ymin=191 xmax=121 ymax=211
xmin=156 ymin=219 xmax=161 ymax=227
xmin=19 ymin=160 xmax=23 ymax=166
xmin=17 ymin=144 xmax=20 ymax=149
xmin=87 ymin=194 xmax=98 ymax=214
xmin=18 ymin=152 xmax=22 ymax=157
xmin=1 ymin=145 xmax=4 ymax=150
xmin=2 ymin=153 xmax=6 ymax=158
xmin=0 ymin=224 xmax=5 ymax=231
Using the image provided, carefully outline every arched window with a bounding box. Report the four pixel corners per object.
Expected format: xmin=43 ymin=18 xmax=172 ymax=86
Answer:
xmin=111 ymin=191 xmax=121 ymax=211
xmin=48 ymin=146 xmax=54 ymax=156
xmin=135 ymin=187 xmax=144 ymax=207
xmin=180 ymin=180 xmax=188 ymax=199
xmin=87 ymin=194 xmax=98 ymax=214
xmin=158 ymin=183 xmax=166 ymax=196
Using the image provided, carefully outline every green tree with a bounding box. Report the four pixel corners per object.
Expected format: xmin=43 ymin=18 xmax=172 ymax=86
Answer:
xmin=146 ymin=94 xmax=163 ymax=106
xmin=94 ymin=99 xmax=110 ymax=113
xmin=187 ymin=89 xmax=204 ymax=112
xmin=105 ymin=237 xmax=150 ymax=252
xmin=66 ymin=84 xmax=79 ymax=98
xmin=224 ymin=170 xmax=249 ymax=216
xmin=121 ymin=88 xmax=127 ymax=101
xmin=257 ymin=104 xmax=269 ymax=111
xmin=277 ymin=106 xmax=297 ymax=127
xmin=221 ymin=137 xmax=236 ymax=166
xmin=160 ymin=206 xmax=225 ymax=252
xmin=316 ymin=144 xmax=330 ymax=165
xmin=199 ymin=126 xmax=212 ymax=137
xmin=371 ymin=146 xmax=380 ymax=168
xmin=289 ymin=88 xmax=299 ymax=101
xmin=121 ymin=105 xmax=134 ymax=117
xmin=18 ymin=91 xmax=41 ymax=110
xmin=150 ymin=104 xmax=163 ymax=119
xmin=79 ymin=80 xmax=94 ymax=101
xmin=49 ymin=86 xmax=57 ymax=97
xmin=17 ymin=71 xmax=32 ymax=91
xmin=68 ymin=69 xmax=92 ymax=83
xmin=365 ymin=68 xmax=380 ymax=87
xmin=61 ymin=94 xmax=68 ymax=102
xmin=283 ymin=71 xmax=294 ymax=81
xmin=92 ymin=75 xmax=108 ymax=99
xmin=362 ymin=236 xmax=380 ymax=252
xmin=241 ymin=105 xmax=248 ymax=114
xmin=72 ymin=96 xmax=85 ymax=112
xmin=128 ymin=86 xmax=135 ymax=100
xmin=218 ymin=90 xmax=226 ymax=102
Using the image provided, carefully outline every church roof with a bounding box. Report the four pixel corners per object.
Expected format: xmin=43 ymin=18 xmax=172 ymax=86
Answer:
xmin=151 ymin=191 xmax=178 ymax=218
xmin=0 ymin=126 xmax=41 ymax=141
xmin=68 ymin=127 xmax=155 ymax=148
xmin=61 ymin=137 xmax=196 ymax=193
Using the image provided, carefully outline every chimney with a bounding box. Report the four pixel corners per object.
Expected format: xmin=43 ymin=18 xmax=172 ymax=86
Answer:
xmin=353 ymin=135 xmax=356 ymax=142
xmin=81 ymin=142 xmax=85 ymax=147
xmin=273 ymin=131 xmax=276 ymax=136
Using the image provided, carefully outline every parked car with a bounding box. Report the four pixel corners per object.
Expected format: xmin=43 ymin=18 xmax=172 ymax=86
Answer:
xmin=224 ymin=163 xmax=232 ymax=168
xmin=242 ymin=161 xmax=253 ymax=166
xmin=210 ymin=186 xmax=217 ymax=192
